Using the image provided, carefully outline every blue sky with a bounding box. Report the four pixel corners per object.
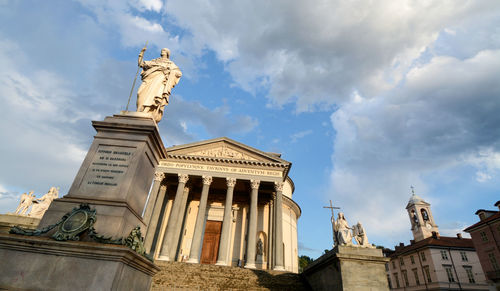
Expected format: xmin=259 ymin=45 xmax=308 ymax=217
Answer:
xmin=1 ymin=0 xmax=499 ymax=259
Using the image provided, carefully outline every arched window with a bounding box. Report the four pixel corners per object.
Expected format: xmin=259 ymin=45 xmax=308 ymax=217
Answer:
xmin=421 ymin=209 xmax=429 ymax=221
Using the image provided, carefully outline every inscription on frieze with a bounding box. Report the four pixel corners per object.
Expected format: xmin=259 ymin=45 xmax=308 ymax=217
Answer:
xmin=83 ymin=146 xmax=134 ymax=188
xmin=159 ymin=161 xmax=282 ymax=177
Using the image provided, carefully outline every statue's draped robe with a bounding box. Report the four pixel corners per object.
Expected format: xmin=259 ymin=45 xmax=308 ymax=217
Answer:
xmin=137 ymin=57 xmax=181 ymax=123
xmin=335 ymin=218 xmax=352 ymax=245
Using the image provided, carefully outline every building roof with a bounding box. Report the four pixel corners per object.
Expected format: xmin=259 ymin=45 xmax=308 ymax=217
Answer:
xmin=390 ymin=236 xmax=475 ymax=257
xmin=464 ymin=211 xmax=500 ymax=232
xmin=408 ymin=193 xmax=424 ymax=204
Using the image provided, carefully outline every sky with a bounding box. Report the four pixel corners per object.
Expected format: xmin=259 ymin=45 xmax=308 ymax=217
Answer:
xmin=0 ymin=0 xmax=499 ymax=259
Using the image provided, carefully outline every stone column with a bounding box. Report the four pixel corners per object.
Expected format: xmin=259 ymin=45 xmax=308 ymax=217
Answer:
xmin=169 ymin=185 xmax=191 ymax=261
xmin=273 ymin=182 xmax=285 ymax=271
xmin=245 ymin=179 xmax=260 ymax=269
xmin=143 ymin=172 xmax=165 ymax=227
xmin=158 ymin=174 xmax=189 ymax=260
xmin=144 ymin=184 xmax=167 ymax=254
xmin=187 ymin=176 xmax=212 ymax=263
xmin=216 ymin=177 xmax=237 ymax=266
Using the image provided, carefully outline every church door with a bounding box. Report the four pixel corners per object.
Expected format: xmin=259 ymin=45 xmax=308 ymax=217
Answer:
xmin=200 ymin=220 xmax=222 ymax=264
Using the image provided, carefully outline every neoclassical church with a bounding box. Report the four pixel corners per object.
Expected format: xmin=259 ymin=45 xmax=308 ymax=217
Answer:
xmin=141 ymin=137 xmax=301 ymax=272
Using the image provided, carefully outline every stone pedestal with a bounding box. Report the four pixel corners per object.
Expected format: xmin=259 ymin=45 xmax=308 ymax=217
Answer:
xmin=0 ymin=214 xmax=40 ymax=234
xmin=2 ymin=113 xmax=166 ymax=291
xmin=302 ymin=245 xmax=390 ymax=291
xmin=0 ymin=233 xmax=160 ymax=291
xmin=39 ymin=113 xmax=166 ymax=238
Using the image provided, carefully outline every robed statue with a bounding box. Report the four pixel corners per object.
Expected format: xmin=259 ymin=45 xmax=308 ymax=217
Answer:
xmin=352 ymin=221 xmax=371 ymax=247
xmin=29 ymin=187 xmax=59 ymax=218
xmin=334 ymin=212 xmax=353 ymax=246
xmin=136 ymin=46 xmax=182 ymax=123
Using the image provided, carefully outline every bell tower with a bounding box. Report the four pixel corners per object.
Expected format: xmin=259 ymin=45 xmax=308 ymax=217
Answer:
xmin=405 ymin=187 xmax=439 ymax=242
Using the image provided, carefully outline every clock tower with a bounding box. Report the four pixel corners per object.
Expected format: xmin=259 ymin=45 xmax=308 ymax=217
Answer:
xmin=406 ymin=187 xmax=439 ymax=242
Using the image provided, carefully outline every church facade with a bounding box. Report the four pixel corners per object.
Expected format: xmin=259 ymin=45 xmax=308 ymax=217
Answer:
xmin=141 ymin=137 xmax=300 ymax=273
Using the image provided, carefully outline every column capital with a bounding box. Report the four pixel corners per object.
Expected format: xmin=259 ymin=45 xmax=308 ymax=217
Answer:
xmin=226 ymin=177 xmax=237 ymax=188
xmin=274 ymin=181 xmax=284 ymax=192
xmin=202 ymin=175 xmax=213 ymax=185
xmin=250 ymin=179 xmax=260 ymax=190
xmin=178 ymin=174 xmax=189 ymax=184
xmin=154 ymin=172 xmax=165 ymax=182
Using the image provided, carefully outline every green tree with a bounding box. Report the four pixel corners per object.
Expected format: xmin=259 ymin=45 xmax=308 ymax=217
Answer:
xmin=299 ymin=255 xmax=314 ymax=272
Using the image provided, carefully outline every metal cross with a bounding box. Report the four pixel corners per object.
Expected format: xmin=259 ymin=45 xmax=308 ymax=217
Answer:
xmin=323 ymin=200 xmax=341 ymax=246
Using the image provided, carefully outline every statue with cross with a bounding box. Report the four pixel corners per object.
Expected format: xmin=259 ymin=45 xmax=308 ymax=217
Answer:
xmin=323 ymin=200 xmax=340 ymax=247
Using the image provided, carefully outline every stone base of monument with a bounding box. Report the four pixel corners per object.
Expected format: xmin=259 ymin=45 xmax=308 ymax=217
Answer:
xmin=0 ymin=113 xmax=166 ymax=291
xmin=0 ymin=214 xmax=40 ymax=234
xmin=302 ymin=245 xmax=390 ymax=291
xmin=0 ymin=233 xmax=159 ymax=291
xmin=39 ymin=112 xmax=166 ymax=239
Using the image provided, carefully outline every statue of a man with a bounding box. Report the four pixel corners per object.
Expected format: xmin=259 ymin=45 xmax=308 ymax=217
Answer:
xmin=136 ymin=46 xmax=182 ymax=123
xmin=334 ymin=212 xmax=353 ymax=246
xmin=353 ymin=221 xmax=371 ymax=247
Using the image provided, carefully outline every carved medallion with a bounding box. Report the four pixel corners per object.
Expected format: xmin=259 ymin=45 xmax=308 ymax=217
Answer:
xmin=52 ymin=205 xmax=96 ymax=241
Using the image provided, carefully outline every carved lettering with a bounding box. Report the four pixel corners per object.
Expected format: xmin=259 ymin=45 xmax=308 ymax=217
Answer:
xmin=83 ymin=146 xmax=134 ymax=188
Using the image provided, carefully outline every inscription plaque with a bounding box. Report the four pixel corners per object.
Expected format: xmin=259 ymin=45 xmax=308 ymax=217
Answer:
xmin=82 ymin=145 xmax=134 ymax=188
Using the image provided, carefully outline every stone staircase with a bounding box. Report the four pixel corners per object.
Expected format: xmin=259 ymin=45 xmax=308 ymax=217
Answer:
xmin=151 ymin=261 xmax=311 ymax=291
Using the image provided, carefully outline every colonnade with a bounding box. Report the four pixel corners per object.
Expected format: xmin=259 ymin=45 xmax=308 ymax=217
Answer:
xmin=143 ymin=172 xmax=285 ymax=270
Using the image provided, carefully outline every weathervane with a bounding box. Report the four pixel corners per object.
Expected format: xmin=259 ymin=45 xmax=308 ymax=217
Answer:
xmin=323 ymin=200 xmax=341 ymax=247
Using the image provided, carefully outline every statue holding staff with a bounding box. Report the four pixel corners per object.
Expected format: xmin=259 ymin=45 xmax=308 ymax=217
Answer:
xmin=136 ymin=46 xmax=182 ymax=123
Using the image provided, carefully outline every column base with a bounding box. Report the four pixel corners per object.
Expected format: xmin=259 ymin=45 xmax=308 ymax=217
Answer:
xmin=244 ymin=263 xmax=256 ymax=269
xmin=157 ymin=254 xmax=170 ymax=261
xmin=186 ymin=258 xmax=199 ymax=264
xmin=273 ymin=266 xmax=286 ymax=271
xmin=215 ymin=260 xmax=227 ymax=266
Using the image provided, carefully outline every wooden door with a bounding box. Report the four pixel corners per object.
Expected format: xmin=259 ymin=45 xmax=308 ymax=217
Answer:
xmin=200 ymin=220 xmax=222 ymax=264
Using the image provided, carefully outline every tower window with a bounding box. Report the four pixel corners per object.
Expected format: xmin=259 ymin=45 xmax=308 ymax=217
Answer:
xmin=460 ymin=251 xmax=468 ymax=262
xmin=394 ymin=273 xmax=400 ymax=288
xmin=412 ymin=268 xmax=420 ymax=285
xmin=421 ymin=252 xmax=426 ymax=262
xmin=410 ymin=255 xmax=415 ymax=264
xmin=423 ymin=266 xmax=432 ymax=283
xmin=464 ymin=266 xmax=475 ymax=283
xmin=400 ymin=257 xmax=404 ymax=266
xmin=444 ymin=265 xmax=455 ymax=282
xmin=489 ymin=253 xmax=499 ymax=270
xmin=402 ymin=270 xmax=409 ymax=287
xmin=480 ymin=231 xmax=488 ymax=241
xmin=440 ymin=250 xmax=449 ymax=260
xmin=420 ymin=209 xmax=429 ymax=221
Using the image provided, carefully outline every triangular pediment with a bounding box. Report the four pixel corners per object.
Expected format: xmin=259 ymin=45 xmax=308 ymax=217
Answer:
xmin=165 ymin=137 xmax=289 ymax=165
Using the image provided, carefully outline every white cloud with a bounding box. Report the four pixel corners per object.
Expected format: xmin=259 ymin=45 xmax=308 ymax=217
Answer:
xmin=290 ymin=130 xmax=313 ymax=143
xmin=138 ymin=0 xmax=163 ymax=12
xmin=329 ymin=49 xmax=500 ymax=244
xmin=164 ymin=0 xmax=500 ymax=111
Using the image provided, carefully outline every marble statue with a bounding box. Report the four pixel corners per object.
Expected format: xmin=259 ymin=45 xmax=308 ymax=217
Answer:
xmin=334 ymin=212 xmax=353 ymax=246
xmin=29 ymin=187 xmax=59 ymax=218
xmin=14 ymin=191 xmax=35 ymax=215
xmin=136 ymin=46 xmax=182 ymax=123
xmin=352 ymin=222 xmax=371 ymax=247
